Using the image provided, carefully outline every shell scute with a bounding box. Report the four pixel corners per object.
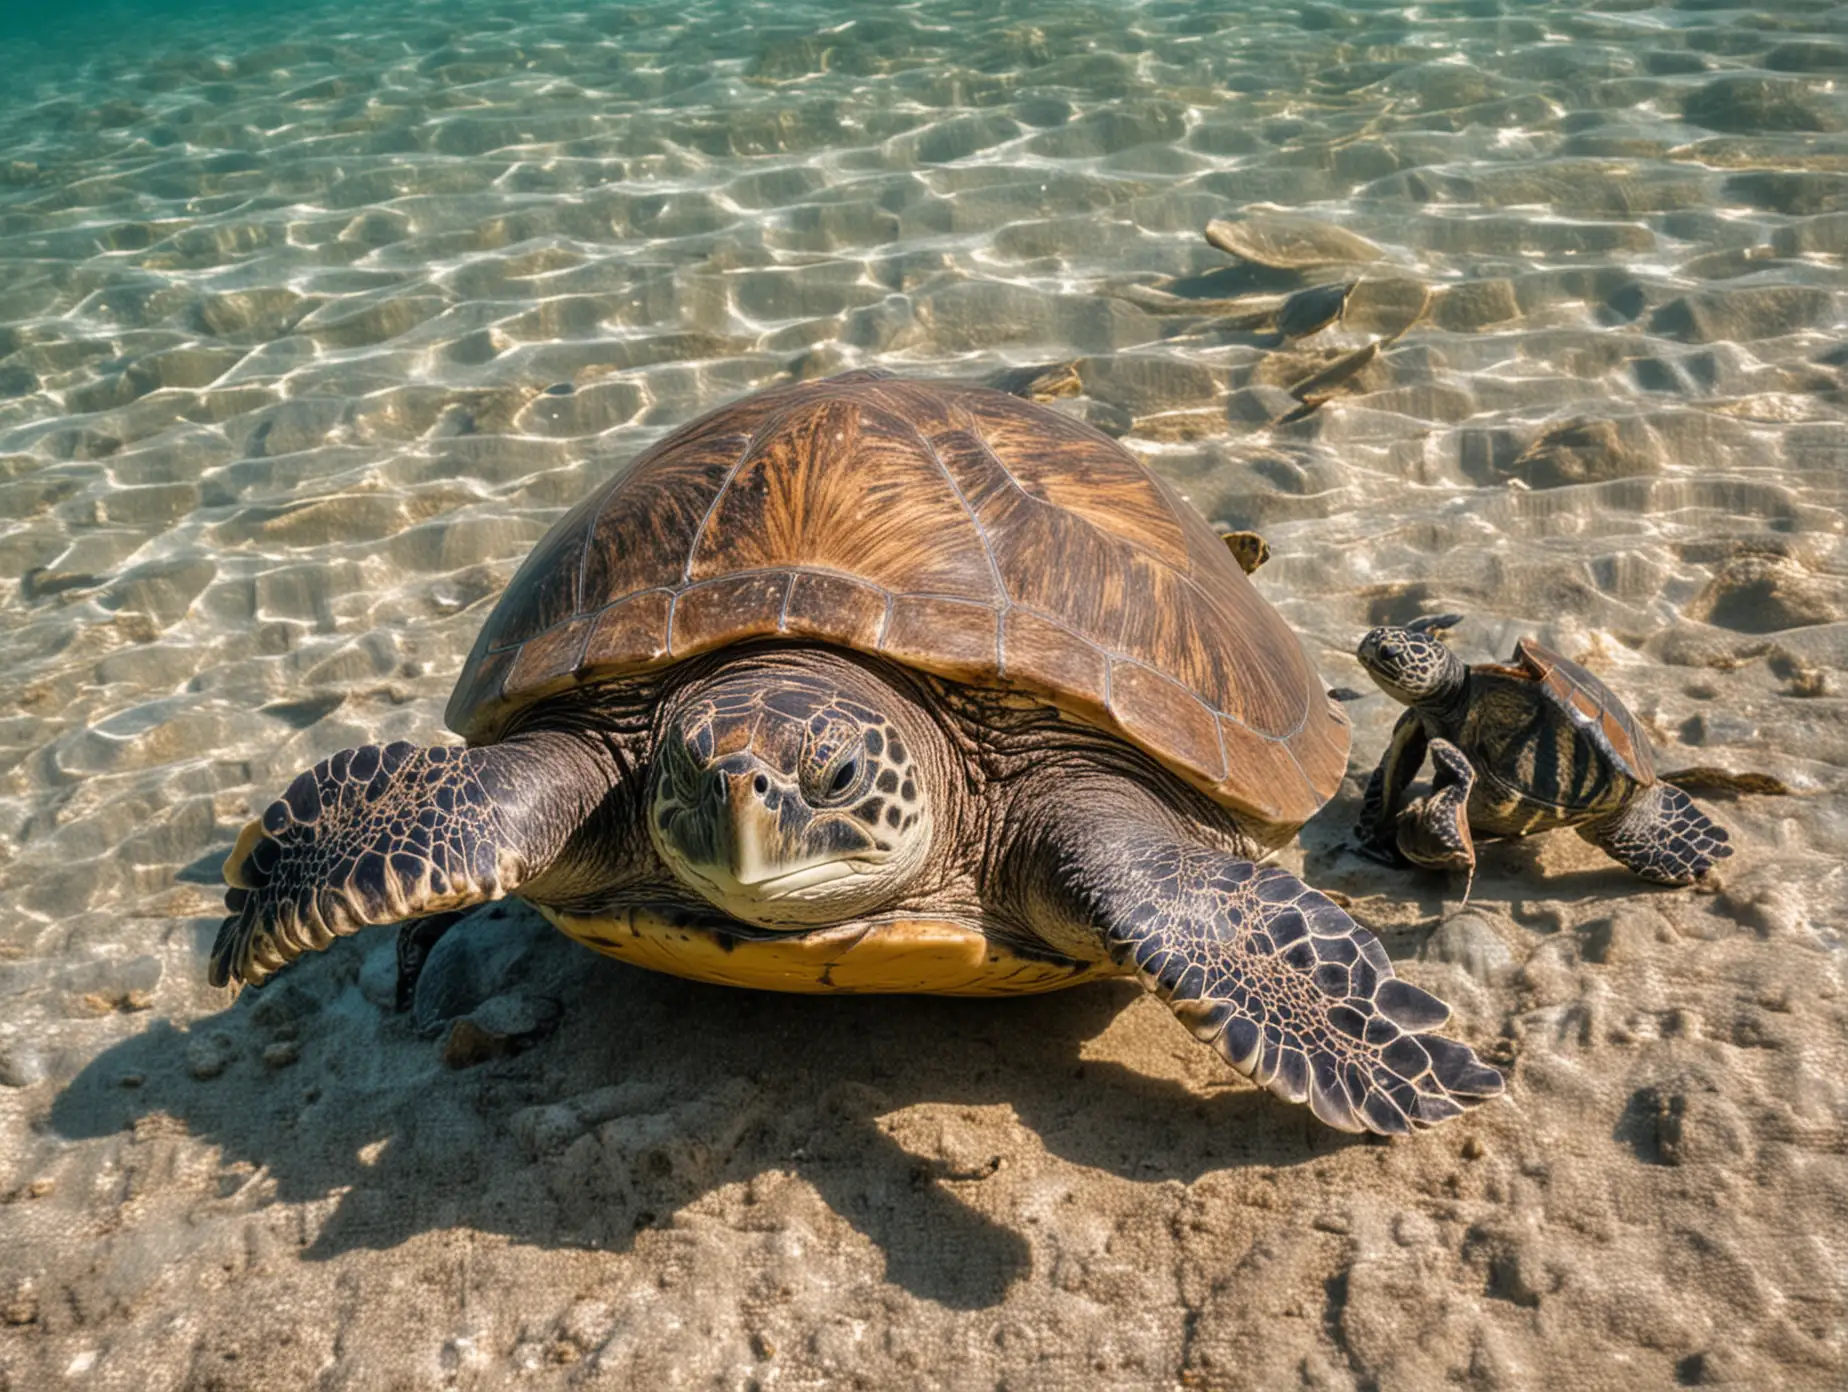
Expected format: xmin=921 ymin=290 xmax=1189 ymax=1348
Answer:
xmin=1002 ymin=609 xmax=1111 ymax=714
xmin=1512 ymin=638 xmax=1656 ymax=783
xmin=582 ymin=590 xmax=673 ymax=671
xmin=582 ymin=433 xmax=748 ymax=623
xmin=506 ymin=612 xmax=593 ymax=696
xmin=691 ymin=396 xmax=997 ymax=601
xmin=956 ymin=393 xmax=1191 ymax=568
xmin=1108 ymin=662 xmax=1228 ymax=785
xmin=781 ymin=571 xmax=888 ymax=649
xmin=884 ymin=595 xmax=1000 ymax=683
xmin=670 ymin=572 xmax=790 ymax=660
xmin=982 ymin=496 xmax=1133 ymax=651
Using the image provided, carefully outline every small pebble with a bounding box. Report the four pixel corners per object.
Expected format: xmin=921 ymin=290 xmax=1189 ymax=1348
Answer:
xmin=442 ymin=994 xmax=562 ymax=1068
xmin=443 ymin=1018 xmax=509 ymax=1069
xmin=186 ymin=1032 xmax=237 ymax=1081
xmin=2 ymin=1281 xmax=38 ymax=1327
xmin=0 ymin=1043 xmax=47 ymax=1089
xmin=1422 ymin=912 xmax=1515 ymax=984
xmin=261 ymin=1040 xmax=300 ymax=1069
xmin=1393 ymin=1211 xmax=1439 ymax=1247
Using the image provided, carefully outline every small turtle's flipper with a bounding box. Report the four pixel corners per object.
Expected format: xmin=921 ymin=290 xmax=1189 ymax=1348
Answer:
xmin=1406 ymin=613 xmax=1465 ymax=637
xmin=1581 ymin=781 xmax=1732 ymax=886
xmin=1355 ymin=709 xmax=1429 ymax=863
xmin=213 ymin=733 xmax=616 ymax=989
xmin=1396 ymin=738 xmax=1479 ymax=901
xmin=1044 ymin=824 xmax=1503 ymax=1135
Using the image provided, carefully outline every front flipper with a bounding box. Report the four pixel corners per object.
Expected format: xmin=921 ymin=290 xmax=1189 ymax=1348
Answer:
xmin=213 ymin=733 xmax=614 ymax=989
xmin=1355 ymin=709 xmax=1429 ymax=865
xmin=1396 ymin=738 xmax=1479 ymax=900
xmin=1062 ymin=834 xmax=1503 ymax=1134
xmin=1580 ymin=781 xmax=1732 ymax=886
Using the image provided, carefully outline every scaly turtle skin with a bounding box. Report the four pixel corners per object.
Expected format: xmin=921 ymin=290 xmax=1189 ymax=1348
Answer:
xmin=213 ymin=371 xmax=1503 ymax=1136
xmin=1354 ymin=616 xmax=1732 ymax=887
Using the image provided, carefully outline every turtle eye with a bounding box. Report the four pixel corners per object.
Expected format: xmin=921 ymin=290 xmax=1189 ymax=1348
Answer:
xmin=805 ymin=741 xmax=866 ymax=805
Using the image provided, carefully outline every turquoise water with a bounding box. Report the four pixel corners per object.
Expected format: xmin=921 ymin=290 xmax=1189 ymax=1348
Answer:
xmin=0 ymin=1 xmax=1845 ymax=1384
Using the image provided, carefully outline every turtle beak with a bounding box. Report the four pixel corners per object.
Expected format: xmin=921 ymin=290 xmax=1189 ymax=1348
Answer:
xmin=694 ymin=754 xmax=824 ymax=883
xmin=1355 ymin=628 xmax=1409 ymax=700
xmin=709 ymin=761 xmax=795 ymax=887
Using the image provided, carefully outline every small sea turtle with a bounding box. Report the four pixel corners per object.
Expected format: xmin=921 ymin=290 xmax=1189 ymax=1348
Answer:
xmin=213 ymin=372 xmax=1502 ymax=1135
xmin=1217 ymin=528 xmax=1270 ymax=575
xmin=1354 ymin=616 xmax=1732 ymax=888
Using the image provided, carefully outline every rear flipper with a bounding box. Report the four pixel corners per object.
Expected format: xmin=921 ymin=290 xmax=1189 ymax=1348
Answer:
xmin=1397 ymin=738 xmax=1478 ymax=900
xmin=1056 ymin=827 xmax=1504 ymax=1135
xmin=1581 ymin=781 xmax=1732 ymax=886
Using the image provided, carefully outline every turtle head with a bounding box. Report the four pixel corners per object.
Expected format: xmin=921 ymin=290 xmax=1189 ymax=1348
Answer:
xmin=1356 ymin=617 xmax=1466 ymax=708
xmin=650 ymin=655 xmax=937 ymax=927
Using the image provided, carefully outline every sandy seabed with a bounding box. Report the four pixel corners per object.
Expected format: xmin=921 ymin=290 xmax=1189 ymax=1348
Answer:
xmin=1 ymin=0 xmax=1845 ymax=1386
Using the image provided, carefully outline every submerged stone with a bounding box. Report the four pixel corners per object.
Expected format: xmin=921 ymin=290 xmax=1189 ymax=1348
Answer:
xmin=1682 ymin=76 xmax=1843 ymax=135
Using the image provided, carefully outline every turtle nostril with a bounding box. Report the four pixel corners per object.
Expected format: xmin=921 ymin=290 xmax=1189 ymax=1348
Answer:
xmin=752 ymin=773 xmax=768 ymax=796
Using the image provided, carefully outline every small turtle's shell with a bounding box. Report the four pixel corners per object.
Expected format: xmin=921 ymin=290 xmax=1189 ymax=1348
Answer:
xmin=1511 ymin=638 xmax=1656 ymax=784
xmin=448 ymin=371 xmax=1349 ymax=831
xmin=1466 ymin=638 xmax=1656 ymax=815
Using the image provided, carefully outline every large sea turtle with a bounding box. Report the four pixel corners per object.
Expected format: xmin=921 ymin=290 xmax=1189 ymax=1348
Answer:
xmin=213 ymin=371 xmax=1502 ymax=1136
xmin=1354 ymin=615 xmax=1732 ymax=888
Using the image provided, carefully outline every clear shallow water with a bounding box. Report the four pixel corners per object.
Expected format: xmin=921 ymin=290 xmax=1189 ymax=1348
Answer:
xmin=0 ymin=0 xmax=1845 ymax=1377
xmin=0 ymin=0 xmax=1842 ymax=1016
xmin=1 ymin=0 xmax=1844 ymax=1005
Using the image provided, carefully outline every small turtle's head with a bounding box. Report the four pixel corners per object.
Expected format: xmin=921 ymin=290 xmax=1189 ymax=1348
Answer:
xmin=650 ymin=653 xmax=938 ymax=928
xmin=1357 ymin=618 xmax=1466 ymax=708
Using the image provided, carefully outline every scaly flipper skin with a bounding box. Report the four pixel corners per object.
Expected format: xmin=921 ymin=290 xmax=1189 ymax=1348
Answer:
xmin=1396 ymin=738 xmax=1479 ymax=897
xmin=214 ymin=733 xmax=615 ymax=989
xmin=1581 ymin=781 xmax=1733 ymax=886
xmin=1355 ymin=708 xmax=1429 ymax=865
xmin=1046 ymin=822 xmax=1503 ymax=1135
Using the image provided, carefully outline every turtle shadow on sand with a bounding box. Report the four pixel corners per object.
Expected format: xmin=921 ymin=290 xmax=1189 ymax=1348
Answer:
xmin=50 ymin=911 xmax=1365 ymax=1312
xmin=1311 ymin=803 xmax=1712 ymax=923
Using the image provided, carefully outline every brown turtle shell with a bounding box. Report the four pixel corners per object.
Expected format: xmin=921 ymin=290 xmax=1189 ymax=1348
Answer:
xmin=447 ymin=370 xmax=1349 ymax=831
xmin=1503 ymin=637 xmax=1657 ymax=784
